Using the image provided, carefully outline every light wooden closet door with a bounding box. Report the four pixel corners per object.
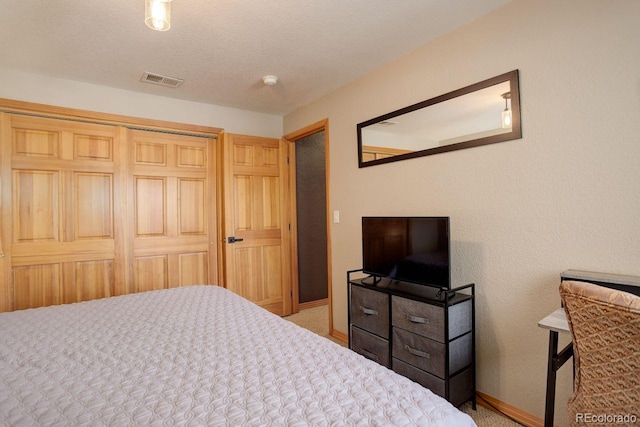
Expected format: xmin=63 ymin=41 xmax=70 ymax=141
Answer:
xmin=129 ymin=130 xmax=216 ymax=292
xmin=219 ymin=133 xmax=292 ymax=316
xmin=0 ymin=114 xmax=124 ymax=311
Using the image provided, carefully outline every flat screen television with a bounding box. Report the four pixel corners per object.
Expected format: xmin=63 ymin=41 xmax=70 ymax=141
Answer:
xmin=362 ymin=216 xmax=450 ymax=289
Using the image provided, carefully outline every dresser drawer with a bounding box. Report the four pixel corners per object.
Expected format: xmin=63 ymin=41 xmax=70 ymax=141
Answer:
xmin=392 ymin=327 xmax=445 ymax=378
xmin=350 ymin=285 xmax=389 ymax=339
xmin=392 ymin=296 xmax=473 ymax=342
xmin=392 ymin=358 xmax=445 ymax=398
xmin=392 ymin=296 xmax=444 ymax=341
xmin=350 ymin=325 xmax=390 ymax=368
xmin=448 ymin=367 xmax=475 ymax=407
xmin=393 ymin=360 xmax=474 ymax=406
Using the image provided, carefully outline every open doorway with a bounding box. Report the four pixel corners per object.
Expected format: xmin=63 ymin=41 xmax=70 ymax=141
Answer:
xmin=295 ymin=130 xmax=328 ymax=309
xmin=284 ymin=119 xmax=334 ymax=336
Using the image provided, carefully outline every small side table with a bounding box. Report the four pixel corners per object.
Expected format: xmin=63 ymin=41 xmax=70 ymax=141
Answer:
xmin=538 ymin=308 xmax=572 ymax=427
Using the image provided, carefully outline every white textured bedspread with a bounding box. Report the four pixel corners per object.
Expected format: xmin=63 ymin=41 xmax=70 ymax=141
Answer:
xmin=0 ymin=286 xmax=475 ymax=426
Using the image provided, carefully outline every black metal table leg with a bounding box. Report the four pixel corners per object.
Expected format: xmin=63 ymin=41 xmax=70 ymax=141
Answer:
xmin=544 ymin=331 xmax=574 ymax=427
xmin=544 ymin=331 xmax=559 ymax=427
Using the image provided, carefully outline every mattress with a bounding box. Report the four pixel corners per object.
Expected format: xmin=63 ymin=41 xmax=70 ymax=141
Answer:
xmin=0 ymin=285 xmax=476 ymax=426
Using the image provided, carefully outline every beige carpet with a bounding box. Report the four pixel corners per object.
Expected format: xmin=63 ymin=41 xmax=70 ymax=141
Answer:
xmin=283 ymin=305 xmax=523 ymax=427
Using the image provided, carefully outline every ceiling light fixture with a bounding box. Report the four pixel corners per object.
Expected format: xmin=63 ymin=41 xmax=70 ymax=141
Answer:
xmin=262 ymin=75 xmax=278 ymax=86
xmin=501 ymin=92 xmax=512 ymax=129
xmin=145 ymin=0 xmax=172 ymax=31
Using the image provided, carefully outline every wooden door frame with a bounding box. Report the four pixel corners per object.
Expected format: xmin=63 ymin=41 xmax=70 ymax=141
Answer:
xmin=0 ymin=113 xmax=11 ymax=312
xmin=283 ymin=119 xmax=334 ymax=334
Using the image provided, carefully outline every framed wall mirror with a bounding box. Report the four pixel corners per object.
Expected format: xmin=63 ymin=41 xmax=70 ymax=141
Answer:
xmin=357 ymin=70 xmax=521 ymax=167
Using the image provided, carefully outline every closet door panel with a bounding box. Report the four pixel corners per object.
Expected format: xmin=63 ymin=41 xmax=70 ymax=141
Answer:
xmin=262 ymin=176 xmax=281 ymax=229
xmin=178 ymin=178 xmax=206 ymax=235
xmin=263 ymin=244 xmax=284 ymax=299
xmin=135 ymin=176 xmax=166 ymax=236
xmin=63 ymin=259 xmax=114 ymax=304
xmin=234 ymin=246 xmax=262 ymax=301
xmin=4 ymin=115 xmax=121 ymax=311
xmin=75 ymin=259 xmax=114 ymax=302
xmin=177 ymin=145 xmax=206 ymax=168
xmin=179 ymin=252 xmax=208 ymax=286
xmin=74 ymin=135 xmax=113 ymax=161
xmin=75 ymin=172 xmax=113 ymax=239
xmin=13 ymin=128 xmax=59 ymax=158
xmin=13 ymin=263 xmax=61 ymax=310
xmin=129 ymin=130 xmax=216 ymax=290
xmin=136 ymin=142 xmax=166 ymax=165
xmin=234 ymin=175 xmax=254 ymax=231
xmin=134 ymin=255 xmax=168 ymax=292
xmin=13 ymin=170 xmax=59 ymax=242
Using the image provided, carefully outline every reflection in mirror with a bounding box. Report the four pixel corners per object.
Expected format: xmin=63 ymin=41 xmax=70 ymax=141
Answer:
xmin=358 ymin=70 xmax=521 ymax=167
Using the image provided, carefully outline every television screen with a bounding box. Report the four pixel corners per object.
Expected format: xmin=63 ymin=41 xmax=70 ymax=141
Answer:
xmin=362 ymin=217 xmax=450 ymax=289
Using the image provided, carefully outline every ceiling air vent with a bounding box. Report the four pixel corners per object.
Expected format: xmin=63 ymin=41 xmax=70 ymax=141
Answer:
xmin=141 ymin=72 xmax=184 ymax=88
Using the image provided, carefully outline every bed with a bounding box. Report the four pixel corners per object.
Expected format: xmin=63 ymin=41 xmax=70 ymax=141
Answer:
xmin=0 ymin=285 xmax=476 ymax=426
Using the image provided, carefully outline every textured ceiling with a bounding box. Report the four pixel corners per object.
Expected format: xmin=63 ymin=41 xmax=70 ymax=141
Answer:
xmin=1 ymin=0 xmax=510 ymax=115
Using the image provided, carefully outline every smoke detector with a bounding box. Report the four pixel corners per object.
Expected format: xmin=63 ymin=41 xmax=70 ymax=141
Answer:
xmin=141 ymin=71 xmax=184 ymax=88
xmin=262 ymin=75 xmax=278 ymax=86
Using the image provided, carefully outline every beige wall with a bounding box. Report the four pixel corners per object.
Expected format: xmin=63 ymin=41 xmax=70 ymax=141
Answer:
xmin=284 ymin=0 xmax=640 ymax=424
xmin=0 ymin=67 xmax=283 ymax=138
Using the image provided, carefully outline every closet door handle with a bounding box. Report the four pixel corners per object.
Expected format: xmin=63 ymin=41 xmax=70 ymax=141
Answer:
xmin=405 ymin=344 xmax=430 ymax=359
xmin=227 ymin=236 xmax=244 ymax=244
xmin=359 ymin=306 xmax=378 ymax=316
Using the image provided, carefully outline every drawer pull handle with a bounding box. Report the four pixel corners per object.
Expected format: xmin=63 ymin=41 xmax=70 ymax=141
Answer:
xmin=361 ymin=349 xmax=380 ymax=362
xmin=405 ymin=344 xmax=430 ymax=359
xmin=407 ymin=314 xmax=428 ymax=324
xmin=360 ymin=306 xmax=378 ymax=316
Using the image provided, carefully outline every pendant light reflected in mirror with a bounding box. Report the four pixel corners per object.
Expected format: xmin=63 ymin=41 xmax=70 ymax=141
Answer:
xmin=501 ymin=92 xmax=512 ymax=129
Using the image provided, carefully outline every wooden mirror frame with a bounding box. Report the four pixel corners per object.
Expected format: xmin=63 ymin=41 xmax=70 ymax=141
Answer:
xmin=357 ymin=70 xmax=521 ymax=168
